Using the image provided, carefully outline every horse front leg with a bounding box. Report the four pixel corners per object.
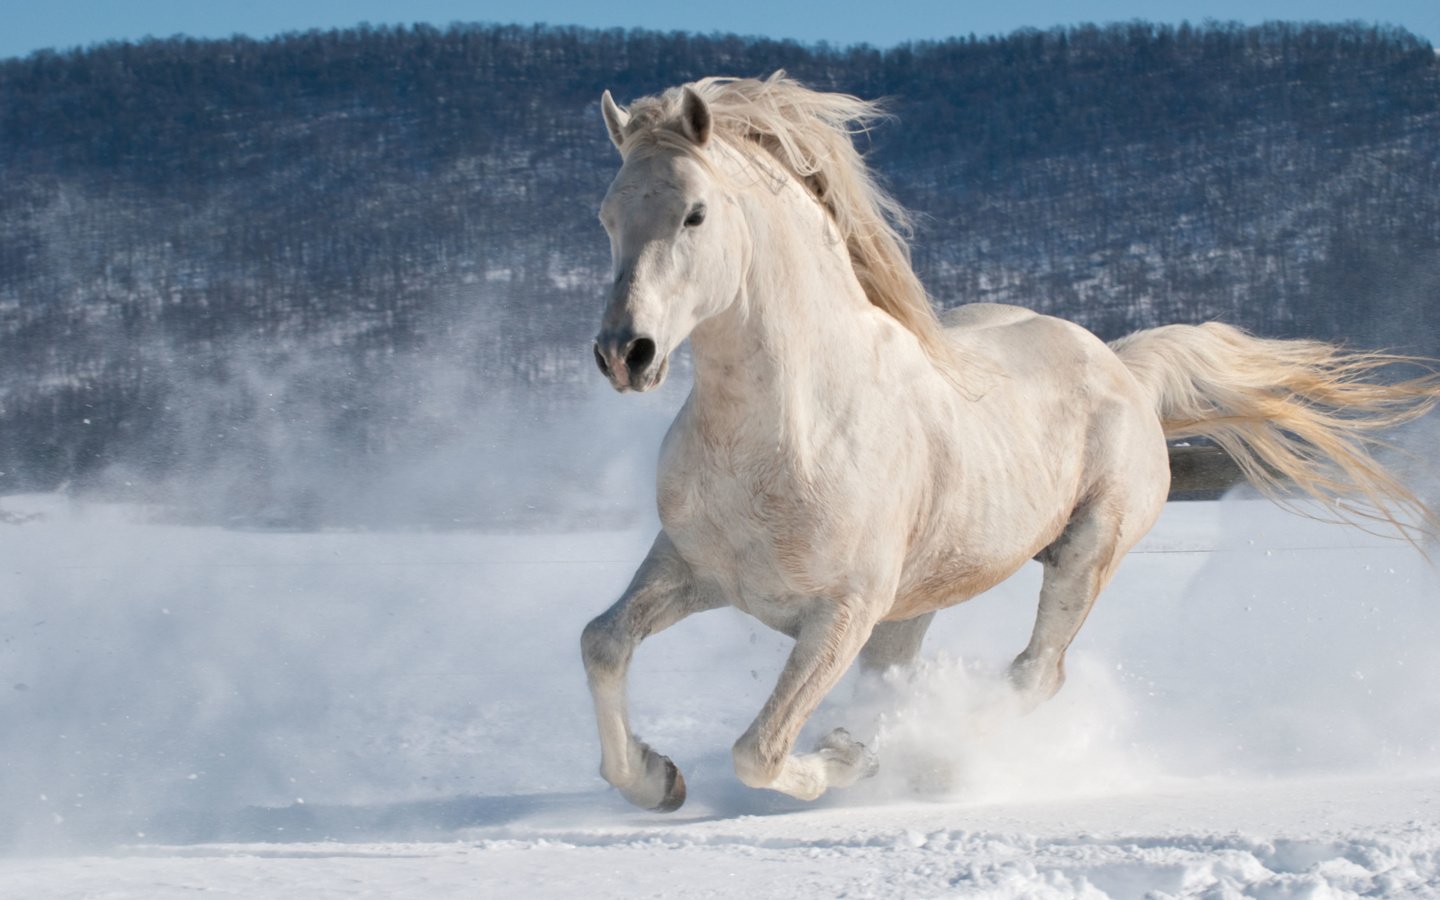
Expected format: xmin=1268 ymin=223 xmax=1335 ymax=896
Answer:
xmin=581 ymin=532 xmax=720 ymax=811
xmin=731 ymin=595 xmax=884 ymax=801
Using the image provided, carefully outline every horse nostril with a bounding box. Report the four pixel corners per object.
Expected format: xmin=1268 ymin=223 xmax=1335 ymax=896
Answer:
xmin=625 ymin=338 xmax=657 ymax=373
xmin=593 ymin=343 xmax=611 ymax=377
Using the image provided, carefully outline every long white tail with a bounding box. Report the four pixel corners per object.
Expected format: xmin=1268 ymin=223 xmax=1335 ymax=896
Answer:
xmin=1111 ymin=322 xmax=1440 ymax=540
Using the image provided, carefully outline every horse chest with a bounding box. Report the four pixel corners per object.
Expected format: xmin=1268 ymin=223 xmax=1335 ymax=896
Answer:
xmin=656 ymin=434 xmax=869 ymax=607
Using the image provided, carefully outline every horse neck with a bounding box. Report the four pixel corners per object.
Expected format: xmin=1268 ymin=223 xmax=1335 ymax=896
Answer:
xmin=687 ymin=179 xmax=882 ymax=431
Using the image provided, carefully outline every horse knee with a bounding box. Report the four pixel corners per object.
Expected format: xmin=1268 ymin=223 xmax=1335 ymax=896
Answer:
xmin=580 ymin=614 xmax=627 ymax=677
xmin=732 ymin=733 xmax=784 ymax=789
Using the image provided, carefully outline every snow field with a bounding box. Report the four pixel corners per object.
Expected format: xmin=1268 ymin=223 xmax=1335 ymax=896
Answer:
xmin=1 ymin=493 xmax=1438 ymax=896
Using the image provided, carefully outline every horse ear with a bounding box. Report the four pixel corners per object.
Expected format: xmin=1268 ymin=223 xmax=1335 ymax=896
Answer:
xmin=601 ymin=90 xmax=629 ymax=151
xmin=680 ymin=87 xmax=712 ymax=146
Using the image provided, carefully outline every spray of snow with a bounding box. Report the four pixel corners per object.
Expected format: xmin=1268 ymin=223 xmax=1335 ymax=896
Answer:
xmin=843 ymin=652 xmax=1156 ymax=805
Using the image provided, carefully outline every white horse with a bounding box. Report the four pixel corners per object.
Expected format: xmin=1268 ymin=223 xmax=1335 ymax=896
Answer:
xmin=581 ymin=73 xmax=1440 ymax=811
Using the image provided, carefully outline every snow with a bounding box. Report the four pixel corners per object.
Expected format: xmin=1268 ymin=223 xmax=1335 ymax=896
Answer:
xmin=1 ymin=493 xmax=1439 ymax=897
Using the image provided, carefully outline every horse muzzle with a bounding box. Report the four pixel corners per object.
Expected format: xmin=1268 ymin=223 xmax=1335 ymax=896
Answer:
xmin=593 ymin=331 xmax=669 ymax=392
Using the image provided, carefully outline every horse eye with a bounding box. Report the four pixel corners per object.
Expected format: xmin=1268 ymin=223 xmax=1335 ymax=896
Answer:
xmin=684 ymin=206 xmax=706 ymax=228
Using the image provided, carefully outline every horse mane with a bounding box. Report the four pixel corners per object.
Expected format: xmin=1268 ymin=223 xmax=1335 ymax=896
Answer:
xmin=617 ymin=72 xmax=962 ymax=382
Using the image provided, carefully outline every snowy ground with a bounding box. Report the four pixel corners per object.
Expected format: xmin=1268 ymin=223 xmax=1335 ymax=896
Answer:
xmin=2 ymin=492 xmax=1439 ymax=897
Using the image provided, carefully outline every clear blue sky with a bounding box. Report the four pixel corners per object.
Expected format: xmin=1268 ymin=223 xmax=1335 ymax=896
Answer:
xmin=5 ymin=0 xmax=1437 ymax=60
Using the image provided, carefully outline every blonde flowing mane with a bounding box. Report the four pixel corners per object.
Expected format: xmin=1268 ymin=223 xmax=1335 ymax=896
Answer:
xmin=616 ymin=72 xmax=959 ymax=378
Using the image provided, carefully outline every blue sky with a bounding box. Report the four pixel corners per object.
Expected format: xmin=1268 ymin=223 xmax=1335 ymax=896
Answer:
xmin=5 ymin=0 xmax=1437 ymax=60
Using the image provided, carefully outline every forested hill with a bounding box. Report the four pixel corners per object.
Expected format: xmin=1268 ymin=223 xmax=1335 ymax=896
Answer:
xmin=2 ymin=22 xmax=1438 ymax=522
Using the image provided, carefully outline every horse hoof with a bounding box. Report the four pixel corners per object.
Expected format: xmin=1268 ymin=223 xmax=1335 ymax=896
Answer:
xmin=651 ymin=756 xmax=687 ymax=812
xmin=815 ymin=728 xmax=880 ymax=782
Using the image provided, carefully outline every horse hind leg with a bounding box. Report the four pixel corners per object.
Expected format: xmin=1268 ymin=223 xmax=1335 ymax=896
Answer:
xmin=856 ymin=611 xmax=971 ymax=794
xmin=1009 ymin=501 xmax=1130 ymax=710
xmin=858 ymin=612 xmax=936 ymax=673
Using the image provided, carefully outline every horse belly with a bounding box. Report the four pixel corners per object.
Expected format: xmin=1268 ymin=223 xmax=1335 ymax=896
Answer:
xmin=884 ymin=438 xmax=1083 ymax=621
xmin=886 ymin=548 xmax=1031 ymax=621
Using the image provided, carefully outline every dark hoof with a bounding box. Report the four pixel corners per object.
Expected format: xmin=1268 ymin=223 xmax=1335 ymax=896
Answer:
xmin=651 ymin=756 xmax=686 ymax=812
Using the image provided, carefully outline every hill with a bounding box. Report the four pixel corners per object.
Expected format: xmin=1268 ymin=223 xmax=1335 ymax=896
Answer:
xmin=2 ymin=21 xmax=1437 ymax=523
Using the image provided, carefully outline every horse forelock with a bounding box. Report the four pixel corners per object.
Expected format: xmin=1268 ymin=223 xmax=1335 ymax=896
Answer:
xmin=615 ymin=72 xmax=965 ymax=385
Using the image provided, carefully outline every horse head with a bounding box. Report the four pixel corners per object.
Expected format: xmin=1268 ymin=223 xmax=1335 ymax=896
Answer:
xmin=593 ymin=87 xmax=747 ymax=393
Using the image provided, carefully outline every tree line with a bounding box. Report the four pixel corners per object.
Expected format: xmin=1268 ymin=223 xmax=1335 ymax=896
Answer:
xmin=1 ymin=20 xmax=1436 ymax=523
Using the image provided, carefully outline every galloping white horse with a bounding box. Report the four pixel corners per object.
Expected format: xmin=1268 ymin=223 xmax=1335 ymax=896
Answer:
xmin=581 ymin=73 xmax=1440 ymax=811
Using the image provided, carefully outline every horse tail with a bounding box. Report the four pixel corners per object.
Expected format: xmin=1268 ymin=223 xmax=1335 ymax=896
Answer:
xmin=1110 ymin=322 xmax=1440 ymax=540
